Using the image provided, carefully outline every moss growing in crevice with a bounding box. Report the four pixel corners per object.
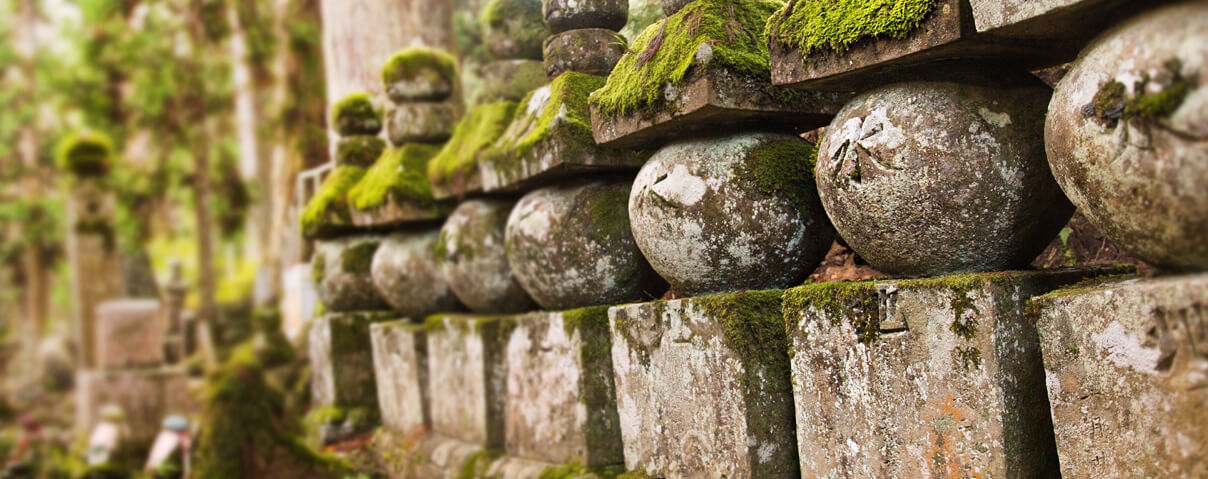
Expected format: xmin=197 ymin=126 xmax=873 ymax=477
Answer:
xmin=340 ymin=240 xmax=379 ymax=273
xmin=1083 ymin=58 xmax=1197 ymax=124
xmin=348 ymin=143 xmax=443 ymax=211
xmin=740 ymin=137 xmax=819 ymax=212
xmin=334 ymin=135 xmax=387 ymax=167
xmin=57 ymin=132 xmax=115 ymax=177
xmin=782 ymin=281 xmax=880 ymax=344
xmin=485 ymin=72 xmax=605 ymax=165
xmin=590 ymin=0 xmax=781 ymax=116
xmin=427 ymin=101 xmax=519 ymax=185
xmin=764 ymin=0 xmax=937 ymax=57
xmin=331 ymin=93 xmax=383 ymax=135
xmin=537 ymin=464 xmax=632 ymax=479
xmin=299 ymin=165 xmax=366 ymax=239
xmin=560 ymin=305 xmax=623 ymax=456
xmin=382 ymin=47 xmax=458 ymax=85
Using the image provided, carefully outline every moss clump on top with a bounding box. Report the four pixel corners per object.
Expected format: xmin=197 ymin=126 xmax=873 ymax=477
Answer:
xmin=56 ymin=132 xmax=116 ymax=177
xmin=486 ymin=72 xmax=605 ymax=164
xmin=782 ymin=280 xmax=880 ymax=344
xmin=589 ymin=0 xmax=781 ymax=116
xmin=334 ymin=135 xmax=386 ymax=167
xmin=740 ymin=137 xmax=819 ymax=211
xmin=348 ymin=143 xmax=442 ymax=211
xmin=427 ymin=100 xmax=519 ymax=185
xmin=381 ymin=47 xmax=459 ymax=85
xmin=764 ymin=0 xmax=937 ymax=56
xmin=299 ymin=165 xmax=366 ymax=239
xmin=331 ymin=93 xmax=383 ymax=136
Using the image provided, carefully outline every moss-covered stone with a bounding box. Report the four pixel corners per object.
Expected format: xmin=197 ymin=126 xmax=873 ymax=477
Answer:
xmin=589 ymin=0 xmax=779 ymax=116
xmin=543 ymin=28 xmax=627 ymax=78
xmin=57 ymin=132 xmax=115 ymax=177
xmin=437 ymin=199 xmax=537 ymax=314
xmin=543 ymin=0 xmax=629 ymax=33
xmin=312 ymin=236 xmax=390 ymax=311
xmin=331 ymin=93 xmax=383 ymax=135
xmin=427 ymin=101 xmax=518 ymax=195
xmin=381 ymin=47 xmax=459 ymax=103
xmin=348 ymin=144 xmax=442 ymax=212
xmin=481 ymin=0 xmax=548 ymax=60
xmin=487 ymin=72 xmax=602 ymax=165
xmin=334 ymin=135 xmax=386 ymax=167
xmin=764 ymin=0 xmax=937 ymax=56
xmin=299 ymin=165 xmax=366 ymax=239
xmin=386 ymin=102 xmax=460 ymax=145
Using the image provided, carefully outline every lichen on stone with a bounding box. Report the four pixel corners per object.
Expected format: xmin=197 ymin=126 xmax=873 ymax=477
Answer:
xmin=589 ymin=0 xmax=781 ymax=115
xmin=381 ymin=47 xmax=458 ymax=85
xmin=331 ymin=93 xmax=383 ymax=135
xmin=739 ymin=137 xmax=819 ymax=211
xmin=427 ymin=100 xmax=518 ymax=185
xmin=764 ymin=0 xmax=936 ymax=56
xmin=485 ymin=72 xmax=605 ymax=165
xmin=56 ymin=131 xmax=115 ymax=177
xmin=782 ymin=281 xmax=880 ymax=344
xmin=348 ymin=143 xmax=442 ymax=211
xmin=457 ymin=449 xmax=502 ymax=479
xmin=334 ymin=135 xmax=387 ymax=167
xmin=300 ymin=165 xmax=366 ymax=239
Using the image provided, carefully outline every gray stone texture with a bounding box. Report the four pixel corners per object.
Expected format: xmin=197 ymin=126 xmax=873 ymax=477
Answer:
xmin=309 ymin=311 xmax=396 ymax=408
xmin=1034 ymin=274 xmax=1208 ymax=478
xmin=95 ymin=299 xmax=164 ymax=369
xmin=426 ymin=314 xmax=508 ymax=447
xmin=480 ymin=60 xmax=548 ymax=103
xmin=543 ymin=0 xmax=627 ymax=33
xmin=816 ymin=73 xmax=1072 ymax=277
xmin=369 ymin=320 xmax=429 ymax=436
xmin=608 ymin=291 xmax=797 ymax=477
xmin=75 ymin=367 xmax=198 ymax=444
xmin=543 ymin=28 xmax=626 ymax=78
xmin=371 ymin=230 xmax=463 ymax=318
xmin=506 ymin=180 xmax=663 ymax=310
xmin=504 ymin=308 xmax=623 ymax=465
xmin=387 ymin=102 xmax=460 ymax=145
xmin=483 ymin=0 xmax=548 ymax=60
xmin=437 ymin=200 xmax=536 ymax=314
xmin=386 ymin=73 xmax=455 ymax=105
xmin=1044 ymin=2 xmax=1208 ymax=271
xmin=313 ymin=235 xmax=391 ymax=312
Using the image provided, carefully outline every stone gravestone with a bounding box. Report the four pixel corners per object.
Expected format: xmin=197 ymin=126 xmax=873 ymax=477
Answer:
xmin=95 ymin=299 xmax=164 ymax=369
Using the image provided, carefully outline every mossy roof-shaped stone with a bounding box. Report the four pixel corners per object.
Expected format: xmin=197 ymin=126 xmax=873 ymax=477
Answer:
xmin=348 ymin=143 xmax=443 ymax=211
xmin=331 ymin=93 xmax=383 ymax=136
xmin=588 ymin=0 xmax=781 ymax=116
xmin=764 ymin=0 xmax=937 ymax=56
xmin=485 ymin=72 xmax=604 ymax=165
xmin=426 ymin=100 xmax=518 ymax=184
xmin=300 ymin=165 xmax=366 ymax=239
xmin=57 ymin=131 xmax=115 ymax=177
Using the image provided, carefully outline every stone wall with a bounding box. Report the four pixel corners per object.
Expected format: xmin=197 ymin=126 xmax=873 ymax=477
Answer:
xmin=302 ymin=1 xmax=1207 ymax=477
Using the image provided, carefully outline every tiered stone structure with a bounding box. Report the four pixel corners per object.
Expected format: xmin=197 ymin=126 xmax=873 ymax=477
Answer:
xmin=304 ymin=1 xmax=1206 ymax=477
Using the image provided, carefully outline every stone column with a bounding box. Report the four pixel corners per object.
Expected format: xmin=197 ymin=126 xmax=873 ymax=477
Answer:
xmin=65 ymin=165 xmax=123 ymax=369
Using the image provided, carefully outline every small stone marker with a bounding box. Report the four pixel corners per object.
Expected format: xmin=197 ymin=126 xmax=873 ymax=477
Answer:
xmin=96 ymin=299 xmax=165 ymax=369
xmin=309 ymin=311 xmax=396 ymax=408
xmin=369 ymin=320 xmax=430 ymax=436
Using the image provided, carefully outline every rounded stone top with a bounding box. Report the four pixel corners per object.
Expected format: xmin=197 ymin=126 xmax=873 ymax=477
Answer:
xmin=371 ymin=230 xmax=463 ymax=317
xmin=437 ymin=199 xmax=537 ymax=314
xmin=331 ymin=93 xmax=383 ymax=136
xmin=57 ymin=132 xmax=115 ymax=178
xmin=543 ymin=0 xmax=628 ymax=33
xmin=334 ymin=136 xmax=386 ymax=167
xmin=816 ymin=73 xmax=1071 ymax=277
xmin=381 ymin=47 xmax=459 ymax=103
xmin=313 ymin=235 xmax=391 ymax=312
xmin=1045 ymin=2 xmax=1208 ymax=270
xmin=481 ymin=0 xmax=548 ymax=60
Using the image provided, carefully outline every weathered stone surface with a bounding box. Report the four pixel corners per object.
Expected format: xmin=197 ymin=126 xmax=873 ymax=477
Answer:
xmin=1044 ymin=3 xmax=1208 ymax=271
xmin=630 ymin=133 xmax=832 ymax=296
xmin=309 ymin=311 xmax=396 ymax=408
xmin=369 ymin=320 xmax=429 ymax=436
xmin=608 ymin=291 xmax=797 ymax=477
xmin=368 ymin=431 xmax=616 ymax=479
xmin=543 ymin=0 xmax=627 ymax=33
xmin=313 ymin=235 xmax=391 ymax=312
xmin=506 ymin=180 xmax=664 ymax=310
xmin=504 ymin=307 xmax=622 ymax=465
xmin=382 ymin=47 xmax=458 ymax=103
xmin=332 ymin=93 xmax=384 ymax=136
xmin=67 ymin=178 xmax=123 ymax=368
xmin=590 ymin=65 xmax=849 ymax=148
xmin=425 ymin=314 xmax=508 ymax=447
xmin=1034 ymin=274 xmax=1208 ymax=478
xmin=783 ymin=268 xmax=1125 ymax=478
xmin=95 ymin=299 xmax=164 ymax=369
xmin=387 ymin=102 xmax=460 ymax=145
xmin=437 ymin=200 xmax=536 ymax=314
xmin=482 ymin=0 xmax=548 ymax=60
xmin=543 ymin=28 xmax=626 ymax=78
xmin=371 ymin=230 xmax=463 ymax=318
xmin=479 ymin=60 xmax=548 ymax=103
xmin=335 ymin=135 xmax=387 ymax=167
xmin=970 ymin=0 xmax=1144 ymax=64
xmin=659 ymin=0 xmax=692 ymax=16
xmin=816 ymin=74 xmax=1072 ymax=277
xmin=75 ymin=367 xmax=199 ymax=444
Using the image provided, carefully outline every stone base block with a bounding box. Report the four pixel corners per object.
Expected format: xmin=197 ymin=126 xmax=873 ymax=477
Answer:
xmin=310 ymin=311 xmax=396 ymax=408
xmin=608 ymin=290 xmax=797 ymax=477
xmin=368 ymin=430 xmax=630 ymax=479
xmin=504 ymin=307 xmax=623 ymax=466
xmin=782 ymin=267 xmax=1127 ymax=478
xmin=589 ymin=66 xmax=848 ymax=149
xmin=1033 ymin=274 xmax=1208 ymax=478
xmin=425 ymin=314 xmax=508 ymax=447
xmin=370 ymin=320 xmax=429 ymax=436
xmin=96 ymin=299 xmax=164 ymax=369
xmin=75 ymin=367 xmax=199 ymax=443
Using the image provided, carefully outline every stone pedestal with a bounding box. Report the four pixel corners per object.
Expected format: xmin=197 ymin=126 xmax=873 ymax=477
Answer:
xmin=425 ymin=314 xmax=508 ymax=447
xmin=782 ymin=267 xmax=1126 ymax=478
xmin=608 ymin=290 xmax=797 ymax=477
xmin=75 ymin=367 xmax=199 ymax=444
xmin=309 ymin=311 xmax=396 ymax=408
xmin=1033 ymin=274 xmax=1208 ymax=478
xmin=369 ymin=320 xmax=429 ymax=436
xmin=95 ymin=299 xmax=164 ymax=369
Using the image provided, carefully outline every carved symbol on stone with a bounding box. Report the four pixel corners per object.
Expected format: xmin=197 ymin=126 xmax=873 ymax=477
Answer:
xmin=875 ymin=284 xmax=906 ymax=333
xmin=1146 ymin=303 xmax=1207 ymax=390
xmin=830 ymin=119 xmax=903 ymax=185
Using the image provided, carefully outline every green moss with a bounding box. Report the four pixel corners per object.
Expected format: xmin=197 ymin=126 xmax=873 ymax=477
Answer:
xmin=587 ymin=181 xmax=633 ymax=238
xmin=75 ymin=218 xmax=116 ymax=251
xmin=334 ymin=135 xmax=386 ymax=167
xmin=560 ymin=306 xmax=623 ymax=453
xmin=1086 ymin=58 xmax=1196 ymax=123
xmin=589 ymin=0 xmax=781 ymax=115
xmin=1090 ymin=79 xmax=1127 ymax=117
xmin=764 ymin=0 xmax=937 ymax=56
xmin=485 ymin=72 xmax=605 ymax=165
xmin=783 ymin=281 xmax=880 ymax=344
xmin=457 ymin=449 xmax=502 ymax=479
xmin=347 ymin=143 xmax=442 ymax=211
xmin=1023 ymin=271 xmax=1137 ymax=323
xmin=299 ymin=165 xmax=366 ymax=239
xmin=57 ymin=131 xmax=115 ymax=177
xmin=331 ymin=93 xmax=383 ymax=135
xmin=427 ymin=101 xmax=518 ymax=185
xmin=381 ymin=47 xmax=458 ymax=85
xmin=311 ymin=253 xmax=326 ymax=284
xmin=740 ymin=137 xmax=819 ymax=211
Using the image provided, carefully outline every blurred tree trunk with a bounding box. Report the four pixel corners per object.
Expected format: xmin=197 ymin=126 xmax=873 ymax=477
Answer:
xmin=16 ymin=0 xmax=47 ymax=363
xmin=187 ymin=0 xmax=220 ymax=368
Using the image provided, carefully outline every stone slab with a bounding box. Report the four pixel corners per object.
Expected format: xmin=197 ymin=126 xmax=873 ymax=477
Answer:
xmin=95 ymin=299 xmax=165 ymax=369
xmin=75 ymin=367 xmax=200 ymax=443
xmin=370 ymin=320 xmax=430 ymax=436
xmin=972 ymin=0 xmax=1142 ymax=47
xmin=782 ymin=267 xmax=1128 ymax=478
xmin=480 ymin=130 xmax=648 ymax=194
xmin=608 ymin=290 xmax=797 ymax=477
xmin=425 ymin=314 xmax=508 ymax=447
xmin=348 ymin=198 xmax=452 ymax=228
xmin=1033 ymin=274 xmax=1208 ymax=478
xmin=504 ymin=307 xmax=623 ymax=466
xmin=589 ymin=66 xmax=848 ymax=149
xmin=309 ymin=311 xmax=397 ymax=408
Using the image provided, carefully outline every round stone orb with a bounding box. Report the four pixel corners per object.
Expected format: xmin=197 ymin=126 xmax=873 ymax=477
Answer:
xmin=506 ymin=179 xmax=664 ymax=310
xmin=816 ymin=73 xmax=1071 ymax=277
xmin=437 ymin=200 xmax=536 ymax=313
xmin=313 ymin=235 xmax=390 ymax=312
xmin=629 ymin=133 xmax=834 ymax=296
xmin=371 ymin=230 xmax=462 ymax=317
xmin=543 ymin=0 xmax=627 ymax=33
xmin=1046 ymin=3 xmax=1208 ymax=270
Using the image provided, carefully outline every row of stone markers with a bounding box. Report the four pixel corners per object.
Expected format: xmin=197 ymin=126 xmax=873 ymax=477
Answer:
xmin=301 ymin=0 xmax=1207 ymax=477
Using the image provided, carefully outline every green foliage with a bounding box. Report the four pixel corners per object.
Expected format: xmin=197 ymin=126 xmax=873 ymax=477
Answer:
xmin=348 ymin=143 xmax=443 ymax=211
xmin=427 ymin=101 xmax=518 ymax=184
xmin=486 ymin=72 xmax=605 ymax=164
xmin=56 ymin=131 xmax=115 ymax=177
xmin=331 ymin=93 xmax=383 ymax=135
xmin=589 ymin=0 xmax=780 ymax=115
xmin=381 ymin=47 xmax=458 ymax=85
xmin=300 ymin=165 xmax=366 ymax=239
xmin=764 ymin=0 xmax=936 ymax=56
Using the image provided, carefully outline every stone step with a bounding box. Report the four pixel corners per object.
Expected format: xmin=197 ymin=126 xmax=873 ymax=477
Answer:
xmin=1031 ymin=273 xmax=1208 ymax=478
